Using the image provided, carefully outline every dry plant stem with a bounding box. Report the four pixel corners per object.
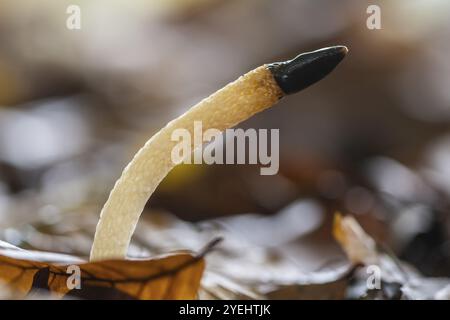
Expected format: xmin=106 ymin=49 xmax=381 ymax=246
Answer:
xmin=90 ymin=67 xmax=283 ymax=261
xmin=90 ymin=46 xmax=348 ymax=261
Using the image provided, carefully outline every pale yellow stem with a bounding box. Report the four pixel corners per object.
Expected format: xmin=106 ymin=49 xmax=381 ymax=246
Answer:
xmin=90 ymin=66 xmax=283 ymax=261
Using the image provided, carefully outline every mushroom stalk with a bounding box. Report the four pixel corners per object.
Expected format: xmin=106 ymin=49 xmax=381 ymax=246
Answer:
xmin=90 ymin=46 xmax=348 ymax=261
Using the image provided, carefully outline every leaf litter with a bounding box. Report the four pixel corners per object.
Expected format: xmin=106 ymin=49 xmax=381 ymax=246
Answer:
xmin=0 ymin=198 xmax=449 ymax=299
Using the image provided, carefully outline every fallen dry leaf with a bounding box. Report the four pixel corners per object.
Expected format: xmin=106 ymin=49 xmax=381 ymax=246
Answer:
xmin=333 ymin=213 xmax=378 ymax=265
xmin=332 ymin=214 xmax=450 ymax=300
xmin=264 ymin=264 xmax=359 ymax=300
xmin=0 ymin=240 xmax=205 ymax=299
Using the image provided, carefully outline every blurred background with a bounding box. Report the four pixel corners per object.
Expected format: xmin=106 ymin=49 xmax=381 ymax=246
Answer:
xmin=0 ymin=0 xmax=449 ymax=289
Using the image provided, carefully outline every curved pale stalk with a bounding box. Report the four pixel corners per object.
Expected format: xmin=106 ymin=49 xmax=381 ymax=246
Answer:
xmin=90 ymin=46 xmax=348 ymax=261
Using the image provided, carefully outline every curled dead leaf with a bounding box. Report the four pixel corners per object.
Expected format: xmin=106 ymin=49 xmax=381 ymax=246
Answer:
xmin=0 ymin=240 xmax=205 ymax=299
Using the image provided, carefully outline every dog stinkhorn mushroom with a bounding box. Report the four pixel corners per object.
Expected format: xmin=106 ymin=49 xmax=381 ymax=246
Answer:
xmin=90 ymin=46 xmax=348 ymax=261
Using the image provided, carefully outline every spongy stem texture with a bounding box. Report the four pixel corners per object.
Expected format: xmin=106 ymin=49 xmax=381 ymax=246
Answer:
xmin=90 ymin=66 xmax=283 ymax=261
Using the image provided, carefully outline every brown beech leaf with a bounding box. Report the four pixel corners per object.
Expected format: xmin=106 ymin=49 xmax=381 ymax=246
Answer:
xmin=0 ymin=240 xmax=205 ymax=299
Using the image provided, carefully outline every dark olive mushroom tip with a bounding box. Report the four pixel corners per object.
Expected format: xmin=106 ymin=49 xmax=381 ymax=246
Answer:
xmin=267 ymin=45 xmax=348 ymax=95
